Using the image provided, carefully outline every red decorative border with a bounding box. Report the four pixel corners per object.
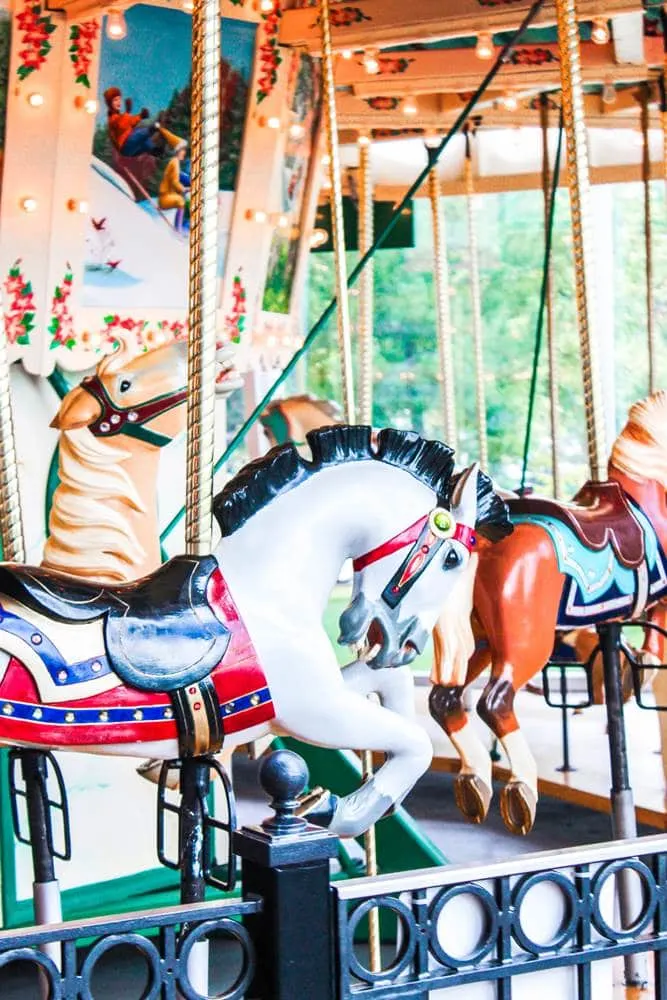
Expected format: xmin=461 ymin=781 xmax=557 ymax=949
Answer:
xmin=69 ymin=20 xmax=100 ymax=89
xmin=508 ymin=47 xmax=559 ymax=67
xmin=16 ymin=1 xmax=56 ymax=80
xmin=4 ymin=260 xmax=34 ymax=346
xmin=311 ymin=4 xmax=371 ymax=27
xmin=364 ymin=96 xmax=400 ymax=111
xmin=256 ymin=0 xmax=282 ymax=104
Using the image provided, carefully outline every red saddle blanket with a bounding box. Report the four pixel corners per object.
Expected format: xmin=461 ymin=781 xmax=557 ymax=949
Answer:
xmin=507 ymin=480 xmax=645 ymax=570
xmin=0 ymin=568 xmax=275 ymax=750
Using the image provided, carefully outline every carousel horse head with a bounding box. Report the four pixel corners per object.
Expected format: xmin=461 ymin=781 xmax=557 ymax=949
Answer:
xmin=334 ymin=451 xmax=512 ymax=669
xmin=260 ymin=394 xmax=342 ymax=449
xmin=51 ymin=336 xmax=242 ymax=447
xmin=610 ymin=389 xmax=667 ymax=491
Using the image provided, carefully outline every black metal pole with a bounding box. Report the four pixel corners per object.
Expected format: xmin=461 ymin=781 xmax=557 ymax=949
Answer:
xmin=597 ymin=622 xmax=647 ymax=988
xmin=179 ymin=756 xmax=211 ymax=996
xmin=556 ymin=666 xmax=574 ymax=773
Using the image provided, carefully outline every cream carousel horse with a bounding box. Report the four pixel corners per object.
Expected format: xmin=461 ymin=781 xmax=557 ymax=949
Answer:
xmin=43 ymin=335 xmax=242 ymax=583
xmin=429 ymin=392 xmax=667 ymax=834
xmin=0 ymin=426 xmax=512 ymax=836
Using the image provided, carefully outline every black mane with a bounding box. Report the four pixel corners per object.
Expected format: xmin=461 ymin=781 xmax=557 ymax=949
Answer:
xmin=213 ymin=425 xmax=512 ymax=542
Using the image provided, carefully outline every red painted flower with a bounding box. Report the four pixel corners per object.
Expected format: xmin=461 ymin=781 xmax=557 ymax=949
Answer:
xmin=69 ymin=20 xmax=99 ymax=89
xmin=16 ymin=1 xmax=56 ymax=81
xmin=4 ymin=260 xmax=34 ymax=346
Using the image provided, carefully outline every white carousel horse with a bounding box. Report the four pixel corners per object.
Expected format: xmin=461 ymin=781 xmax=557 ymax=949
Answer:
xmin=0 ymin=426 xmax=511 ymax=837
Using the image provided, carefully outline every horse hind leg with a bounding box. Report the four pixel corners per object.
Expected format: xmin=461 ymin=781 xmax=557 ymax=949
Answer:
xmin=429 ymin=645 xmax=493 ymax=825
xmin=477 ymin=670 xmax=537 ymax=836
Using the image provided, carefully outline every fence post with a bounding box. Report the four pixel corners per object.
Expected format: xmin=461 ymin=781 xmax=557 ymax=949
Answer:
xmin=235 ymin=748 xmax=339 ymax=1000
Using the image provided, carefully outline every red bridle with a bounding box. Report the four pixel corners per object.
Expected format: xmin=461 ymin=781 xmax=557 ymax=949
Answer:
xmin=353 ymin=514 xmax=476 ymax=572
xmin=81 ymin=374 xmax=187 ymax=447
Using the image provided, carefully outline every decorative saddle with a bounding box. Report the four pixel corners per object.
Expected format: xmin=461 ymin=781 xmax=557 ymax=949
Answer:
xmin=508 ymin=481 xmax=645 ymax=570
xmin=0 ymin=556 xmax=230 ymax=694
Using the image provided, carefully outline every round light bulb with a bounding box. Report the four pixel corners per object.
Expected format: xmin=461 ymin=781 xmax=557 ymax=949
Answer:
xmin=475 ymin=33 xmax=494 ymax=60
xmin=67 ymin=198 xmax=89 ymax=213
xmin=181 ymin=0 xmax=193 ymax=11
xmin=263 ymin=115 xmax=281 ymax=129
xmin=27 ymin=92 xmax=44 ymax=108
xmin=246 ymin=208 xmax=268 ymax=224
xmin=500 ymin=91 xmax=518 ymax=112
xmin=401 ymin=95 xmax=418 ymax=116
xmin=363 ymin=49 xmax=380 ymax=75
xmin=84 ymin=98 xmax=98 ymax=114
xmin=106 ymin=8 xmax=127 ymax=40
xmin=288 ymin=123 xmax=305 ymax=140
xmin=341 ymin=49 xmax=353 ymax=60
xmin=357 ymin=132 xmax=371 ymax=147
xmin=591 ymin=17 xmax=610 ymax=45
xmin=259 ymin=0 xmax=274 ymax=11
xmin=310 ymin=228 xmax=329 ymax=249
xmin=21 ymin=197 xmax=38 ymax=213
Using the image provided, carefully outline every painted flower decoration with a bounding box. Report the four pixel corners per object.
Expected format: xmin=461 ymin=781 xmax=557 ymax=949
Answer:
xmin=49 ymin=266 xmax=76 ymax=349
xmin=508 ymin=47 xmax=559 ymax=67
xmin=4 ymin=260 xmax=35 ymax=346
xmin=16 ymin=1 xmax=56 ymax=81
xmin=256 ymin=0 xmax=282 ymax=104
xmin=69 ymin=20 xmax=100 ymax=89
xmin=225 ymin=273 xmax=246 ymax=345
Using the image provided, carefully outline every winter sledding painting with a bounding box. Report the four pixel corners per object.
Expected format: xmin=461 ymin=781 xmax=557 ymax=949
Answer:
xmin=83 ymin=5 xmax=255 ymax=309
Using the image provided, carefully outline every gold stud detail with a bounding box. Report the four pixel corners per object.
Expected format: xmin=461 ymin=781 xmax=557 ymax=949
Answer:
xmin=2 ymin=703 xmax=13 ymax=715
xmin=134 ymin=709 xmax=143 ymax=721
xmin=58 ymin=670 xmax=68 ymax=683
xmin=99 ymin=711 xmax=109 ymax=723
xmin=65 ymin=711 xmax=75 ymax=723
xmin=33 ymin=708 xmax=43 ymax=720
xmin=250 ymin=694 xmax=261 ymax=707
xmin=163 ymin=707 xmax=173 ymax=719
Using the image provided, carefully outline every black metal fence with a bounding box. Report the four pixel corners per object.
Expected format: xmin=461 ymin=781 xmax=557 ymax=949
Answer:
xmin=332 ymin=834 xmax=667 ymax=999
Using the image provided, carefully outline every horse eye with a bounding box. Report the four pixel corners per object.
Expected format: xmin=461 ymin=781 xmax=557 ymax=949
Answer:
xmin=119 ymin=379 xmax=131 ymax=393
xmin=444 ymin=548 xmax=461 ymax=570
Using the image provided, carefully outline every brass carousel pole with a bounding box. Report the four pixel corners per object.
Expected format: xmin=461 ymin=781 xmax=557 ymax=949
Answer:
xmin=428 ymin=153 xmax=457 ymax=449
xmin=555 ymin=0 xmax=606 ymax=479
xmin=540 ymin=94 xmax=561 ymax=497
xmin=181 ymin=0 xmax=220 ymax=990
xmin=640 ymin=82 xmax=656 ymax=394
xmin=0 ymin=310 xmax=24 ymax=564
xmin=320 ymin=0 xmax=378 ymax=971
xmin=556 ymin=2 xmax=643 ymax=987
xmin=320 ymin=0 xmax=355 ymax=420
xmin=358 ymin=135 xmax=374 ymax=426
xmin=464 ymin=128 xmax=488 ymax=469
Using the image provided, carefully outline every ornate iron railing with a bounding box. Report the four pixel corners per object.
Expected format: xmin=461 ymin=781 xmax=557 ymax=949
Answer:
xmin=333 ymin=833 xmax=667 ymax=999
xmin=0 ymin=895 xmax=261 ymax=999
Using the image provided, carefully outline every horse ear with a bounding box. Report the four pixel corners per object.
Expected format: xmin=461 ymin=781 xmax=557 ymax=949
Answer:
xmin=50 ymin=385 xmax=101 ymax=430
xmin=451 ymin=463 xmax=479 ymax=528
xmin=98 ymin=332 xmax=137 ymax=375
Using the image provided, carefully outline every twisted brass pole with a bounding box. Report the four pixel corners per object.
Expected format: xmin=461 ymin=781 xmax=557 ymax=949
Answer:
xmin=640 ymin=82 xmax=656 ymax=394
xmin=185 ymin=0 xmax=220 ymax=556
xmin=358 ymin=138 xmax=374 ymax=426
xmin=428 ymin=160 xmax=457 ymax=450
xmin=320 ymin=0 xmax=355 ymax=421
xmin=555 ymin=0 xmax=606 ymax=479
xmin=540 ymin=95 xmax=561 ymax=497
xmin=464 ymin=135 xmax=488 ymax=469
xmin=0 ymin=303 xmax=24 ymax=563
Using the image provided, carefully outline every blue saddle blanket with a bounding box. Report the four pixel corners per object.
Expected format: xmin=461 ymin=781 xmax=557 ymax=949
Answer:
xmin=512 ymin=503 xmax=667 ymax=628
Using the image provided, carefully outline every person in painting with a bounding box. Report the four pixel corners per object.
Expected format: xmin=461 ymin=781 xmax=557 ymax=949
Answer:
xmin=158 ymin=141 xmax=189 ymax=233
xmin=104 ymin=87 xmax=184 ymax=159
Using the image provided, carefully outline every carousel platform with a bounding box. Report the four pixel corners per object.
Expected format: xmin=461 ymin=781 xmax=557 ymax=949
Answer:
xmin=407 ymin=678 xmax=667 ymax=831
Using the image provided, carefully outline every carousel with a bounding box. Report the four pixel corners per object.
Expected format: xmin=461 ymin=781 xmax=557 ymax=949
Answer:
xmin=0 ymin=0 xmax=664 ymax=997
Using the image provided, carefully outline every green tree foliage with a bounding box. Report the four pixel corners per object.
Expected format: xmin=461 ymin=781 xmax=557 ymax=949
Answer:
xmin=306 ymin=183 xmax=666 ymax=496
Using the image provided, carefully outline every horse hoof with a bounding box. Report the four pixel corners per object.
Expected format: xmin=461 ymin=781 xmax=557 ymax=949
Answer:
xmin=454 ymin=773 xmax=492 ymax=824
xmin=500 ymin=781 xmax=536 ymax=836
xmin=136 ymin=758 xmax=167 ymax=787
xmin=295 ymin=786 xmax=338 ymax=828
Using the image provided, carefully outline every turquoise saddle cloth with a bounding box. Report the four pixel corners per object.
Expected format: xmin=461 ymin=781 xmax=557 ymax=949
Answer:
xmin=512 ymin=503 xmax=667 ymax=628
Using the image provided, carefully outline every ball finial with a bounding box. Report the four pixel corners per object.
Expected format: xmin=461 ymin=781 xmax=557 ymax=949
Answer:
xmin=259 ymin=749 xmax=309 ymax=834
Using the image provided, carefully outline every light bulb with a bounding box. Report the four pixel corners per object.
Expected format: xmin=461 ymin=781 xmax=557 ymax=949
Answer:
xmin=288 ymin=123 xmax=305 ymax=140
xmin=21 ymin=197 xmax=38 ymax=213
xmin=357 ymin=132 xmax=370 ymax=147
xmin=341 ymin=49 xmax=353 ymax=60
xmin=106 ymin=8 xmax=127 ymax=40
xmin=401 ymin=95 xmax=418 ymax=116
xmin=260 ymin=115 xmax=281 ymax=129
xmin=321 ymin=153 xmax=331 ymax=167
xmin=500 ymin=91 xmax=518 ymax=111
xmin=310 ymin=228 xmax=328 ymax=249
xmin=271 ymin=212 xmax=290 ymax=229
xmin=363 ymin=49 xmax=380 ymax=75
xmin=84 ymin=98 xmax=98 ymax=114
xmin=67 ymin=198 xmax=89 ymax=213
xmin=591 ymin=17 xmax=610 ymax=44
xmin=246 ymin=209 xmax=268 ymax=223
xmin=181 ymin=0 xmax=193 ymax=11
xmin=602 ymin=77 xmax=616 ymax=105
xmin=259 ymin=0 xmax=274 ymax=12
xmin=475 ymin=32 xmax=493 ymax=60
xmin=27 ymin=92 xmax=44 ymax=108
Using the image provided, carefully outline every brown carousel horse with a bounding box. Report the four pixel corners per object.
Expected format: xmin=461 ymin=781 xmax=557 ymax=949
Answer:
xmin=429 ymin=392 xmax=667 ymax=835
xmin=260 ymin=394 xmax=341 ymax=451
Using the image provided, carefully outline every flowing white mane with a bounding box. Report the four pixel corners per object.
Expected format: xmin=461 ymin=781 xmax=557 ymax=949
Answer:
xmin=610 ymin=390 xmax=667 ymax=490
xmin=42 ymin=427 xmax=148 ymax=583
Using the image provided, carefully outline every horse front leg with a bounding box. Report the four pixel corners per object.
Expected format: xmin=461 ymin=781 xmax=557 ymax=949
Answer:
xmin=429 ymin=629 xmax=493 ymax=825
xmin=342 ymin=660 xmax=415 ymax=719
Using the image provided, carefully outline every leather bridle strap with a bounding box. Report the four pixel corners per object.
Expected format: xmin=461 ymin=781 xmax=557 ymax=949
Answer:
xmin=81 ymin=374 xmax=187 ymax=447
xmin=353 ymin=514 xmax=476 ymax=572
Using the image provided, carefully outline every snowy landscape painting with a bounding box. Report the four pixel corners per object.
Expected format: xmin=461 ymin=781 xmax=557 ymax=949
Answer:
xmin=83 ymin=5 xmax=255 ymax=309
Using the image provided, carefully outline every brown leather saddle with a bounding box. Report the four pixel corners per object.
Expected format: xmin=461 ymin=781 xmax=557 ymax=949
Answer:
xmin=508 ymin=480 xmax=645 ymax=570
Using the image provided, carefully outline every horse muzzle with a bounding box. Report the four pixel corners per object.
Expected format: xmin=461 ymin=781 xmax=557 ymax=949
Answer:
xmin=338 ymin=595 xmax=428 ymax=669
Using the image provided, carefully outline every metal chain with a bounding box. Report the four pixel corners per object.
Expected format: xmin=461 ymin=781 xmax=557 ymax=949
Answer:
xmin=0 ymin=304 xmax=24 ymax=563
xmin=540 ymin=95 xmax=561 ymax=497
xmin=320 ymin=0 xmax=355 ymax=423
xmin=640 ymin=82 xmax=656 ymax=394
xmin=358 ymin=140 xmax=374 ymax=426
xmin=555 ymin=0 xmax=606 ymax=480
xmin=464 ymin=143 xmax=488 ymax=470
xmin=185 ymin=0 xmax=220 ymax=556
xmin=428 ymin=164 xmax=457 ymax=450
